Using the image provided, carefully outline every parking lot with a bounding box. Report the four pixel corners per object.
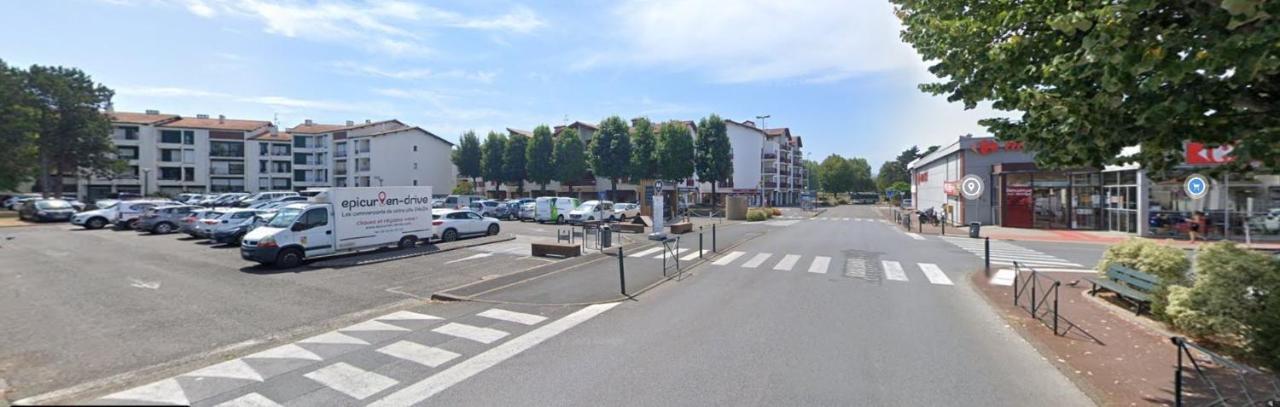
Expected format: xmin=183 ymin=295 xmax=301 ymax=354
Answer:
xmin=0 ymin=216 xmax=620 ymax=400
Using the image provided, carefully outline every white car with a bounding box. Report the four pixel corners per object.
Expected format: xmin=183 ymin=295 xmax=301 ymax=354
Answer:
xmin=518 ymin=201 xmax=536 ymax=221
xmin=431 ymin=209 xmax=500 ymax=242
xmin=612 ymin=203 xmax=640 ymax=221
xmin=567 ymin=200 xmax=614 ymax=224
xmin=72 ymin=201 xmax=122 ymax=229
xmin=1263 ymin=208 xmax=1280 ymax=234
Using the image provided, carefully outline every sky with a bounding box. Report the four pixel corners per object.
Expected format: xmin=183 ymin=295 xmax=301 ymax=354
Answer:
xmin=0 ymin=0 xmax=1001 ymax=169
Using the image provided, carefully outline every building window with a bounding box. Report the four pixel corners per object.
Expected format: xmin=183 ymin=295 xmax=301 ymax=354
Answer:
xmin=260 ymin=143 xmax=269 ymax=156
xmin=160 ymin=149 xmax=181 ymax=162
xmin=116 ymin=126 xmax=139 ymax=140
xmin=259 ymin=177 xmax=269 ymax=188
xmin=260 ymin=160 xmax=268 ymax=173
xmin=413 ymin=145 xmax=418 ymax=152
xmin=272 ymin=178 xmax=291 ymax=189
xmin=412 ymin=180 xmax=418 ymax=186
xmin=209 ymin=178 xmax=245 ymax=192
xmin=273 ymin=161 xmax=290 ymax=173
xmin=294 ymin=170 xmax=305 ymax=182
xmin=159 ymin=167 xmax=182 ymax=181
xmin=160 ymin=130 xmax=182 ymax=144
xmin=210 ymin=141 xmax=244 ymax=158
xmin=271 ymin=144 xmax=290 ymax=156
xmin=293 ymin=136 xmax=308 ymax=148
xmin=182 ymin=150 xmax=195 ymax=163
xmin=183 ymin=167 xmax=194 ymax=181
xmin=413 ymin=162 xmax=418 ymax=170
xmin=183 ymin=130 xmax=194 ymax=145
xmin=116 ymin=146 xmax=138 ymax=159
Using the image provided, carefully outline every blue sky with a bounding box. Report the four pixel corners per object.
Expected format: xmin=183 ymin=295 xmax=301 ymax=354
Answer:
xmin=1 ymin=0 xmax=998 ymax=168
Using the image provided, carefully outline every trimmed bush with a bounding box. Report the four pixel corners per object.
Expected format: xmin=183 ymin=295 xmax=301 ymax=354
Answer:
xmin=746 ymin=209 xmax=767 ymax=222
xmin=770 ymin=208 xmax=782 ymax=216
xmin=1096 ymin=238 xmax=1190 ymax=319
xmin=1249 ymin=277 xmax=1280 ymax=372
xmin=1165 ymin=242 xmax=1277 ymax=347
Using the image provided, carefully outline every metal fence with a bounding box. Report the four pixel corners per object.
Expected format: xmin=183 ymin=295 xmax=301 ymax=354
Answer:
xmin=1171 ymin=336 xmax=1280 ymax=406
xmin=1012 ymin=262 xmax=1064 ymax=336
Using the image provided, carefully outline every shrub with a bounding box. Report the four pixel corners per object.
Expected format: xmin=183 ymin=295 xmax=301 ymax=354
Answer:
xmin=1248 ymin=277 xmax=1280 ymax=372
xmin=770 ymin=208 xmax=782 ymax=216
xmin=746 ymin=209 xmax=767 ymax=222
xmin=1096 ymin=238 xmax=1191 ymax=318
xmin=1165 ymin=242 xmax=1276 ymax=347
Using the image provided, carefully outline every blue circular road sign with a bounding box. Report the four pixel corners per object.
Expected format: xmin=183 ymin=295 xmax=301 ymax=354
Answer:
xmin=1185 ymin=174 xmax=1209 ymax=200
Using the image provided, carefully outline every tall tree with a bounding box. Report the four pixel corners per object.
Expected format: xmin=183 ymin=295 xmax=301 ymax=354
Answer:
xmin=818 ymin=154 xmax=855 ymax=194
xmin=656 ymin=121 xmax=695 ymax=219
xmin=588 ymin=116 xmax=631 ymax=201
xmin=846 ymin=157 xmax=876 ymax=192
xmin=504 ymin=133 xmax=529 ymax=196
xmin=525 ymin=125 xmax=555 ymax=195
xmin=452 ymin=131 xmax=482 ymax=191
xmin=803 ymin=159 xmax=821 ymax=191
xmin=25 ymin=65 xmax=116 ymax=197
xmin=877 ymin=145 xmax=920 ymax=191
xmin=695 ymin=114 xmax=733 ymax=210
xmin=553 ymin=127 xmax=587 ymax=196
xmin=480 ymin=131 xmax=507 ymax=197
xmin=893 ymin=0 xmax=1280 ymax=174
xmin=627 ymin=117 xmax=658 ymax=182
xmin=0 ymin=60 xmax=38 ymax=192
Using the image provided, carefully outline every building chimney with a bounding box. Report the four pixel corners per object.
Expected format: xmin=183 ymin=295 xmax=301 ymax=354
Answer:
xmin=743 ymin=120 xmax=756 ymax=128
xmin=304 ymin=119 xmax=313 ymax=126
xmin=196 ymin=114 xmax=210 ymax=119
xmin=145 ymin=109 xmax=160 ymax=115
xmin=218 ymin=114 xmax=225 ymax=124
xmin=346 ymin=120 xmax=354 ymax=126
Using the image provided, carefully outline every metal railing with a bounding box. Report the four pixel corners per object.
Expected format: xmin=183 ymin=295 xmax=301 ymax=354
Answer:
xmin=1012 ymin=262 xmax=1064 ymax=336
xmin=1172 ymin=336 xmax=1280 ymax=406
xmin=661 ymin=237 xmax=681 ymax=277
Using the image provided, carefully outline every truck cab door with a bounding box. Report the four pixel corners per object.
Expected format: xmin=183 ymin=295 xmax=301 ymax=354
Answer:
xmin=295 ymin=208 xmax=335 ymax=256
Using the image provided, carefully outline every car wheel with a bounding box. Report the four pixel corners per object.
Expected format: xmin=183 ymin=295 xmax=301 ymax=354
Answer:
xmin=86 ymin=217 xmax=106 ymax=230
xmin=154 ymin=222 xmax=173 ymax=234
xmin=398 ymin=235 xmax=417 ymax=249
xmin=127 ymin=219 xmax=139 ymax=230
xmin=487 ymin=224 xmax=499 ymax=236
xmin=556 ymin=215 xmax=564 ymax=224
xmin=274 ymin=248 xmax=303 ymax=269
xmin=608 ymin=215 xmax=617 ymax=222
xmin=442 ymin=229 xmax=458 ymax=242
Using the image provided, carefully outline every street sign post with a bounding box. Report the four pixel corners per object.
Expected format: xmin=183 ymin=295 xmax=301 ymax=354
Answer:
xmin=960 ymin=175 xmax=984 ymax=200
xmin=1184 ymin=174 xmax=1209 ymax=200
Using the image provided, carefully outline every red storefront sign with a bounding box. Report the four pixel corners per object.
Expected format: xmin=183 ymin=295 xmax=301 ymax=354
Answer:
xmin=1184 ymin=142 xmax=1235 ymax=165
xmin=1003 ymin=186 xmax=1033 ymax=228
xmin=915 ymin=172 xmax=928 ymax=183
xmin=943 ymin=181 xmax=959 ymax=196
xmin=970 ymin=139 xmax=1025 ymax=155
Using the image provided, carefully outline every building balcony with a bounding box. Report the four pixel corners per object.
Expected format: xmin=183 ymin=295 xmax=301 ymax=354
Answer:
xmin=761 ymin=152 xmax=777 ymax=160
xmin=334 ymin=151 xmax=348 ymax=158
xmin=763 ymin=181 xmax=777 ymax=188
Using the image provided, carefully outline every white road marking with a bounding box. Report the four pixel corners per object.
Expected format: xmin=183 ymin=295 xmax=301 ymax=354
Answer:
xmin=213 ymin=392 xmax=281 ymax=407
xmin=653 ymin=247 xmax=688 ymax=259
xmin=882 ymin=260 xmax=908 ymax=281
xmin=245 ymin=344 xmax=323 ymax=361
xmin=680 ymin=250 xmax=708 ymax=261
xmin=807 ymin=256 xmax=831 ymax=274
xmin=444 ymin=252 xmax=494 ymax=264
xmin=129 ymin=278 xmax=160 ymax=290
xmin=340 ymin=320 xmax=412 ymax=332
xmin=990 ymin=269 xmax=1016 ymax=286
xmin=842 ymin=217 xmax=851 ymax=221
xmin=432 ymin=323 xmax=509 ymax=344
xmin=627 ymin=247 xmax=663 ymax=257
xmin=985 ymin=257 xmax=1082 ymax=267
xmin=741 ymin=253 xmax=773 ymax=268
xmin=377 ymin=341 xmax=461 ymax=368
xmin=181 ymin=359 xmax=264 ymax=382
xmin=773 ymin=254 xmax=801 ymax=271
xmin=711 ymin=251 xmax=746 ymax=266
xmin=376 ymin=311 xmax=443 ymax=321
xmin=905 ymin=233 xmax=925 ymax=240
xmin=298 ymin=331 xmax=369 ymax=346
xmin=304 ymin=362 xmax=398 ymax=400
xmin=478 ymin=309 xmax=548 ymax=325
xmin=370 ymin=303 xmax=619 ymax=407
xmin=918 ymin=263 xmax=954 ymax=285
xmin=101 ymin=378 xmax=188 ymax=405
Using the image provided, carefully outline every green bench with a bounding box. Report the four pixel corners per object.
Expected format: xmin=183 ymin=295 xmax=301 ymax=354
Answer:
xmin=1085 ymin=264 xmax=1161 ymax=315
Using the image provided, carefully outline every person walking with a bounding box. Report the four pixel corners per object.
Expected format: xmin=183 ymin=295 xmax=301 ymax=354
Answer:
xmin=1188 ymin=211 xmax=1206 ymax=242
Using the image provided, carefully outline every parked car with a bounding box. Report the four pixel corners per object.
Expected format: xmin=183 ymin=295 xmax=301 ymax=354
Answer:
xmin=5 ymin=195 xmax=39 ymax=211
xmin=209 ymin=209 xmax=264 ymax=245
xmin=431 ymin=198 xmax=445 ymax=208
xmin=72 ymin=201 xmax=122 ymax=229
xmin=612 ymin=203 xmax=640 ymax=221
xmin=18 ymin=199 xmax=77 ymax=222
xmin=567 ymin=200 xmax=614 ymax=224
xmin=113 ymin=200 xmax=178 ymax=229
xmin=136 ymin=205 xmax=200 ymax=234
xmin=175 ymin=193 xmax=201 ymax=204
xmin=470 ymin=200 xmax=507 ymax=218
xmin=441 ymin=194 xmax=484 ymax=210
xmin=518 ymin=201 xmax=536 ymax=221
xmin=238 ymin=191 xmax=299 ymax=207
xmin=431 ymin=209 xmax=500 ymax=242
xmin=89 ymin=199 xmax=119 ymax=211
xmin=213 ymin=193 xmax=251 ymax=207
xmin=535 ymin=196 xmax=580 ymax=224
xmin=186 ymin=209 xmax=229 ymax=238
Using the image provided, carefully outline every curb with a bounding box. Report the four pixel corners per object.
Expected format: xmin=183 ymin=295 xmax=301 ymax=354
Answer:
xmin=302 ymin=234 xmax=516 ymax=269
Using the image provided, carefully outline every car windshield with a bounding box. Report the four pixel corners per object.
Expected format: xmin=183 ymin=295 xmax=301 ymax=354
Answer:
xmin=268 ymin=207 xmax=303 ymax=228
xmin=97 ymin=201 xmax=119 ymax=209
xmin=36 ymin=200 xmax=71 ymax=209
xmin=576 ymin=203 xmax=596 ymax=211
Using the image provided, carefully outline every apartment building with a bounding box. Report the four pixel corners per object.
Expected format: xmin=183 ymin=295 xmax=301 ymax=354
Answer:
xmin=290 ymin=119 xmax=456 ymax=191
xmin=699 ymin=119 xmax=806 ymax=207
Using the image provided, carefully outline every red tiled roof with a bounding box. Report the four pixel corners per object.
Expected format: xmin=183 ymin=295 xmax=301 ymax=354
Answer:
xmin=354 ymin=126 xmax=454 ymax=146
xmin=507 ymin=128 xmax=533 ymax=137
xmin=249 ymin=132 xmax=292 ymax=142
xmin=162 ymin=117 xmax=272 ymax=132
xmin=110 ymin=111 xmax=180 ymax=125
xmin=287 ymin=119 xmax=404 ymax=134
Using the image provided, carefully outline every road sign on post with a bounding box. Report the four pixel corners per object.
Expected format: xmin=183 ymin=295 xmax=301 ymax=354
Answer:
xmin=960 ymin=175 xmax=984 ymax=200
xmin=1184 ymin=174 xmax=1209 ymax=200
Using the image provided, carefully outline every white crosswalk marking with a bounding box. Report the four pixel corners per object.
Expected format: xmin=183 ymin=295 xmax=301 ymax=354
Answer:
xmin=628 ymin=247 xmax=663 ymax=257
xmin=905 ymin=233 xmax=926 ymax=240
xmin=181 ymin=359 xmax=264 ymax=382
xmin=341 ymin=320 xmax=412 ymax=333
xmin=378 ymin=341 xmax=461 ymax=368
xmin=245 ymin=344 xmax=323 ymax=361
xmin=652 ymin=247 xmax=688 ymax=258
xmin=299 ymin=331 xmax=369 ymax=346
xmin=304 ymin=362 xmax=398 ymax=400
xmin=990 ymin=269 xmax=1016 ymax=286
xmin=711 ymin=251 xmax=745 ymax=265
xmin=214 ymin=392 xmax=281 ymax=407
xmin=741 ymin=253 xmax=773 ymax=268
xmin=101 ymin=378 xmax=188 ymax=405
xmin=842 ymin=217 xmax=851 ymax=221
xmin=808 ymin=256 xmax=831 ymax=274
xmin=376 ymin=311 xmax=442 ymax=321
xmin=680 ymin=249 xmax=708 ymax=261
xmin=433 ymin=323 xmax=509 ymax=344
xmin=773 ymin=254 xmax=801 ymax=271
xmin=940 ymin=237 xmax=1082 ymax=268
xmin=478 ymin=309 xmax=547 ymax=325
xmin=882 ymin=260 xmax=908 ymax=281
xmin=918 ymin=263 xmax=954 ymax=285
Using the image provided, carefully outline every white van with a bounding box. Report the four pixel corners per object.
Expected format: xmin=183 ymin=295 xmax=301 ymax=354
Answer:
xmin=239 ymin=191 xmax=299 ymax=207
xmin=567 ymin=200 xmax=614 ymax=223
xmin=534 ymin=196 xmax=580 ymax=224
xmin=442 ymin=194 xmax=484 ymax=210
xmin=240 ymin=187 xmax=433 ymax=268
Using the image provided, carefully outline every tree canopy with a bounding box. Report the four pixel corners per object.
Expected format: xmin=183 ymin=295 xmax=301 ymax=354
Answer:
xmin=589 ymin=116 xmax=632 ymax=200
xmin=480 ymin=131 xmax=507 ymax=192
xmin=818 ymin=154 xmax=856 ymax=194
xmin=876 ymin=145 xmax=922 ymax=191
xmin=11 ymin=63 xmax=117 ymax=196
xmin=525 ymin=125 xmax=556 ymax=193
xmin=504 ymin=133 xmax=529 ymax=194
xmin=656 ymin=121 xmax=695 ymax=182
xmin=695 ymin=114 xmax=734 ymax=188
xmin=452 ymin=130 xmax=482 ymax=186
xmin=0 ymin=60 xmax=38 ymax=192
xmin=553 ymin=127 xmax=587 ymax=189
xmin=628 ymin=117 xmax=658 ymax=181
xmin=893 ymin=0 xmax=1280 ymax=175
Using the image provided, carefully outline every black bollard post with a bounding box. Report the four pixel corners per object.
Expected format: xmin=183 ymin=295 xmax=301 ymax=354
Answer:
xmin=984 ymin=237 xmax=991 ymax=277
xmin=712 ymin=223 xmax=717 ymax=253
xmin=618 ymin=246 xmax=627 ymax=296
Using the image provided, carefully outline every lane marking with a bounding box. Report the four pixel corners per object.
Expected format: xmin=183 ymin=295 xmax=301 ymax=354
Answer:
xmin=181 ymin=359 xmax=264 ymax=382
xmin=214 ymin=393 xmax=281 ymax=407
xmin=741 ymin=253 xmax=773 ymax=268
xmin=918 ymin=263 xmax=954 ymax=285
xmin=304 ymin=362 xmax=398 ymax=400
xmin=370 ymin=303 xmax=619 ymax=407
xmin=652 ymin=247 xmax=688 ymax=259
xmin=627 ymin=247 xmax=663 ymax=257
xmin=377 ymin=340 xmax=461 ymax=368
xmin=905 ymin=233 xmax=925 ymax=240
xmin=298 ymin=331 xmax=369 ymax=346
xmin=882 ymin=260 xmax=908 ymax=281
xmin=680 ymin=249 xmax=707 ymax=261
xmin=432 ymin=323 xmax=509 ymax=344
xmin=807 ymin=256 xmax=831 ymax=274
xmin=711 ymin=251 xmax=746 ymax=266
xmin=990 ymin=269 xmax=1016 ymax=286
xmin=100 ymin=378 xmax=187 ymax=405
xmin=245 ymin=344 xmax=323 ymax=361
xmin=376 ymin=311 xmax=443 ymax=321
xmin=341 ymin=320 xmax=412 ymax=333
xmin=477 ymin=309 xmax=548 ymax=325
xmin=773 ymin=254 xmax=801 ymax=271
xmin=445 ymin=252 xmax=494 ymax=264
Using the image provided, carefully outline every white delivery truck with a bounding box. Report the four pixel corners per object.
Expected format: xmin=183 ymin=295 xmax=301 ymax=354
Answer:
xmin=240 ymin=187 xmax=434 ymax=268
xmin=534 ymin=196 xmax=580 ymax=224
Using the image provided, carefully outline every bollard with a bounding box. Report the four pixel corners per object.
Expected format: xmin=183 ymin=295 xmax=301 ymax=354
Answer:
xmin=941 ymin=220 xmax=945 ymax=235
xmin=918 ymin=218 xmax=922 ymax=233
xmin=1174 ymin=337 xmax=1184 ymax=407
xmin=984 ymin=237 xmax=991 ymax=277
xmin=699 ymin=229 xmax=704 ymax=259
xmin=1053 ymin=281 xmax=1060 ymax=334
xmin=618 ymin=246 xmax=627 ymax=296
xmin=712 ymin=223 xmax=717 ymax=253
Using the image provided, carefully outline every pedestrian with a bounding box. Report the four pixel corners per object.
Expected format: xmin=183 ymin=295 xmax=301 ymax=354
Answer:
xmin=1188 ymin=211 xmax=1205 ymax=242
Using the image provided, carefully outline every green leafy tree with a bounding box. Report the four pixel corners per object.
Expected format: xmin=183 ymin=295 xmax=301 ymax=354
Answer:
xmin=525 ymin=125 xmax=556 ymax=195
xmin=0 ymin=60 xmax=38 ymax=192
xmin=893 ymin=0 xmax=1280 ymax=174
xmin=480 ymin=132 xmax=507 ymax=196
xmin=553 ymin=127 xmax=587 ymax=195
xmin=452 ymin=179 xmax=475 ymax=194
xmin=588 ymin=116 xmax=631 ymax=201
xmin=504 ymin=133 xmax=529 ymax=196
xmin=25 ymin=64 xmax=116 ymax=197
xmin=818 ymin=154 xmax=855 ymax=194
xmin=628 ymin=117 xmax=658 ymax=182
xmin=876 ymin=146 xmax=920 ymax=191
xmin=452 ymin=131 xmax=482 ymax=191
xmin=803 ymin=159 xmax=820 ymax=191
xmin=846 ymin=157 xmax=876 ymax=192
xmin=656 ymin=121 xmax=695 ymax=218
xmin=695 ymin=114 xmax=734 ymax=210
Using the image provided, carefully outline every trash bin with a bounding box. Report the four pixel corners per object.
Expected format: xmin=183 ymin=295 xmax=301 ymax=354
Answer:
xmin=969 ymin=222 xmax=981 ymax=238
xmin=600 ymin=225 xmax=612 ymax=248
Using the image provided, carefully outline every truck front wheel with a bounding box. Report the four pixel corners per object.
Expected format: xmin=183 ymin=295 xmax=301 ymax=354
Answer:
xmin=275 ymin=248 xmax=303 ymax=269
xmin=398 ymin=236 xmax=417 ymax=249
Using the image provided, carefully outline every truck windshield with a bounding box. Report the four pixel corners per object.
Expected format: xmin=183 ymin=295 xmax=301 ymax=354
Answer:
xmin=268 ymin=207 xmax=303 ymax=228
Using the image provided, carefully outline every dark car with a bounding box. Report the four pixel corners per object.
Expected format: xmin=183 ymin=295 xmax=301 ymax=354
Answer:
xmin=18 ymin=199 xmax=77 ymax=222
xmin=136 ymin=205 xmax=200 ymax=234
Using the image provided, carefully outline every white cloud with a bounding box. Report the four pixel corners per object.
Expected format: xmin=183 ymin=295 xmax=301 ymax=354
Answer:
xmin=185 ymin=0 xmax=216 ymax=17
xmin=116 ymin=85 xmax=386 ymax=114
xmin=332 ymin=61 xmax=498 ymax=83
xmin=588 ymin=0 xmax=920 ymax=83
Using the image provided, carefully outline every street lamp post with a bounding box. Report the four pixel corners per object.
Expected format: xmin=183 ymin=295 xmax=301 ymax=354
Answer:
xmin=141 ymin=168 xmax=151 ymax=197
